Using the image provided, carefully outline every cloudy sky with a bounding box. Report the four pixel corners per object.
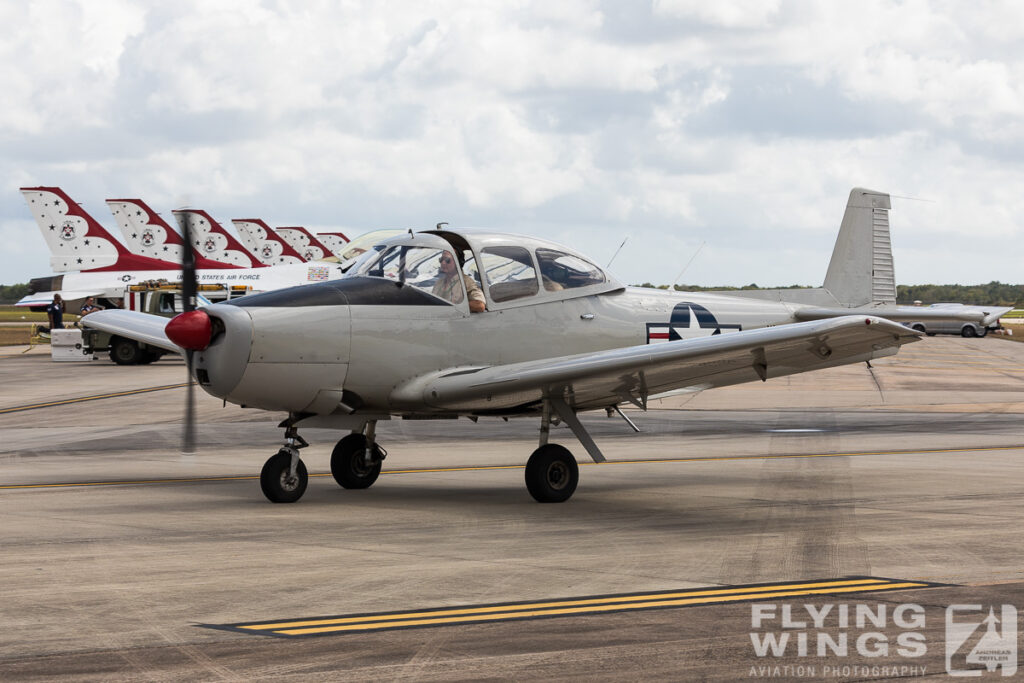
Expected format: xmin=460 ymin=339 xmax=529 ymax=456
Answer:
xmin=2 ymin=0 xmax=1022 ymax=287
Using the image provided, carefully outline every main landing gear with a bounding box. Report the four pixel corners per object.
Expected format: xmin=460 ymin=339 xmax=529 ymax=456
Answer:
xmin=259 ymin=421 xmax=386 ymax=503
xmin=524 ymin=397 xmax=607 ymax=503
xmin=259 ymin=402 xmax=610 ymax=504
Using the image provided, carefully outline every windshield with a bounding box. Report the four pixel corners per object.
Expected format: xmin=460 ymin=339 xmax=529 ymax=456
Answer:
xmin=357 ymin=245 xmax=467 ymax=305
xmin=338 ymin=229 xmax=404 ymax=262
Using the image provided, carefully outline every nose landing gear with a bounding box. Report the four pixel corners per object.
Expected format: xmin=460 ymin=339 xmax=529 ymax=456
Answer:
xmin=260 ymin=426 xmax=309 ymax=503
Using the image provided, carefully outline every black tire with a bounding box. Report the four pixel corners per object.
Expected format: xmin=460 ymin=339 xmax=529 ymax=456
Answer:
xmin=260 ymin=450 xmax=308 ymax=503
xmin=331 ymin=433 xmax=382 ymax=489
xmin=911 ymin=324 xmax=926 ymax=333
xmin=525 ymin=444 xmax=578 ymax=503
xmin=978 ymin=327 xmax=988 ymax=337
xmin=109 ymin=337 xmax=144 ymax=365
xmin=961 ymin=326 xmax=977 ymax=338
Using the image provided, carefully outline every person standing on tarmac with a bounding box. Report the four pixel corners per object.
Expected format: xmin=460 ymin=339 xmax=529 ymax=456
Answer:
xmin=46 ymin=294 xmax=65 ymax=332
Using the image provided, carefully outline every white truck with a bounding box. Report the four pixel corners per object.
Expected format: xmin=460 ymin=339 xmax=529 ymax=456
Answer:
xmin=76 ymin=281 xmax=249 ymax=364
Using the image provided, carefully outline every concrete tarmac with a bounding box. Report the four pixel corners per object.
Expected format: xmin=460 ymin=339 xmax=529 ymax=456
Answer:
xmin=1 ymin=336 xmax=1022 ymax=680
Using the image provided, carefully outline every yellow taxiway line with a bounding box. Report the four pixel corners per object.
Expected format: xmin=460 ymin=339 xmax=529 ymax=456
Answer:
xmin=0 ymin=383 xmax=192 ymax=414
xmin=210 ymin=576 xmax=941 ymax=637
xmin=1 ymin=444 xmax=1021 ymax=491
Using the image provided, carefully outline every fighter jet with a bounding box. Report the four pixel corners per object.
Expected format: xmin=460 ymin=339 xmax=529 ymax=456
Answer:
xmin=17 ymin=187 xmax=347 ymax=309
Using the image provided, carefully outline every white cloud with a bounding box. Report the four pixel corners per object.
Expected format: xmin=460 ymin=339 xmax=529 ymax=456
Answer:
xmin=2 ymin=0 xmax=1023 ymax=289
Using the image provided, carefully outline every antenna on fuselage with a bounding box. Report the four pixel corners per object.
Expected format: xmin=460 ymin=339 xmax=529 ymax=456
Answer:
xmin=606 ymin=236 xmax=629 ymax=269
xmin=436 ymin=222 xmax=448 ymax=230
xmin=672 ymin=240 xmax=706 ymax=289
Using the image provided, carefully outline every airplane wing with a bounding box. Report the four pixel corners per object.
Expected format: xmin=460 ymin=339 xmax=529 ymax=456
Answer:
xmin=15 ymin=290 xmax=105 ymax=307
xmin=81 ymin=309 xmax=181 ymax=354
xmin=391 ymin=316 xmax=919 ymax=413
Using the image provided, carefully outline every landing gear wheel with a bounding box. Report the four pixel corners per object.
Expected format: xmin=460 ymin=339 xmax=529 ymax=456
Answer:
xmin=260 ymin=450 xmax=308 ymax=503
xmin=525 ymin=444 xmax=578 ymax=503
xmin=331 ymin=434 xmax=382 ymax=489
xmin=109 ymin=337 xmax=144 ymax=365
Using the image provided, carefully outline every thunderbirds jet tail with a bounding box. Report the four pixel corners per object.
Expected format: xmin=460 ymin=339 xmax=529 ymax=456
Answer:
xmin=21 ymin=187 xmax=180 ymax=273
xmin=714 ymin=188 xmax=1011 ymax=325
xmin=106 ymin=199 xmax=243 ymax=269
xmin=232 ymin=219 xmax=305 ymax=265
xmin=173 ymin=210 xmax=265 ymax=268
xmin=275 ymin=226 xmax=335 ymax=262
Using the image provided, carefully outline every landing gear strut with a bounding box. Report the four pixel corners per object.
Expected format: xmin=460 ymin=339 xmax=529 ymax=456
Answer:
xmin=331 ymin=421 xmax=385 ymax=489
xmin=260 ymin=425 xmax=309 ymax=503
xmin=524 ymin=397 xmax=603 ymax=503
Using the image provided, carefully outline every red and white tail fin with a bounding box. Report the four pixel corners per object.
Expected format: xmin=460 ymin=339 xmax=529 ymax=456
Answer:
xmin=275 ymin=226 xmax=334 ymax=261
xmin=316 ymin=231 xmax=350 ymax=258
xmin=172 ymin=210 xmax=265 ymax=268
xmin=107 ymin=199 xmax=244 ymax=269
xmin=21 ymin=187 xmax=179 ymax=272
xmin=232 ymin=219 xmax=306 ymax=265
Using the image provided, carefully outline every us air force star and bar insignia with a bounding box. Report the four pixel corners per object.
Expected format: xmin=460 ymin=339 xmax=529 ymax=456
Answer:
xmin=646 ymin=302 xmax=742 ymax=344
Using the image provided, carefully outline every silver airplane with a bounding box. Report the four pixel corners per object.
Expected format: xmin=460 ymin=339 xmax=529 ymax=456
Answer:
xmin=85 ymin=195 xmax=937 ymax=504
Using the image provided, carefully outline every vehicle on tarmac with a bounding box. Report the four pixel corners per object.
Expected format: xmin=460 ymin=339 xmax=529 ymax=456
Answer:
xmin=905 ymin=304 xmax=1001 ymax=337
xmin=81 ymin=281 xmax=250 ymax=364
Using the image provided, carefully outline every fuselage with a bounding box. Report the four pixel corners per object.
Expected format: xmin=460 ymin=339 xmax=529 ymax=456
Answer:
xmin=190 ymin=234 xmax=803 ymax=418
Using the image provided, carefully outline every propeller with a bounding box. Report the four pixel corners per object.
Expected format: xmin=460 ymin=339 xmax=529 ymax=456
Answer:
xmin=175 ymin=210 xmax=200 ymax=453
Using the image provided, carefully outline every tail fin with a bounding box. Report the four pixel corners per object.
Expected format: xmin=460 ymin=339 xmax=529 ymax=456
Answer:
xmin=172 ymin=210 xmax=265 ymax=268
xmin=275 ymin=226 xmax=334 ymax=261
xmin=822 ymin=188 xmax=896 ymax=306
xmin=107 ymin=199 xmax=243 ymax=269
xmin=21 ymin=187 xmax=178 ymax=272
xmin=316 ymin=231 xmax=350 ymax=258
xmin=232 ymin=219 xmax=305 ymax=265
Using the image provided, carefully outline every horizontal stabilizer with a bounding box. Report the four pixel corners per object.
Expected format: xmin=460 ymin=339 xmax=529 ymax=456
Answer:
xmin=794 ymin=305 xmax=1014 ymax=324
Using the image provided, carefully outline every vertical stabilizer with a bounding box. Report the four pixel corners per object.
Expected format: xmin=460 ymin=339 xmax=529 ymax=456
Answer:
xmin=317 ymin=232 xmax=350 ymax=258
xmin=21 ymin=187 xmax=177 ymax=272
xmin=232 ymin=219 xmax=305 ymax=265
xmin=172 ymin=210 xmax=264 ymax=268
xmin=276 ymin=226 xmax=334 ymax=261
xmin=107 ymin=199 xmax=242 ymax=269
xmin=822 ymin=188 xmax=896 ymax=307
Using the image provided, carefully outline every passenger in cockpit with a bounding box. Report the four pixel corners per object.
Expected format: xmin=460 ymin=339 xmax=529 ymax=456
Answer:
xmin=433 ymin=250 xmax=486 ymax=313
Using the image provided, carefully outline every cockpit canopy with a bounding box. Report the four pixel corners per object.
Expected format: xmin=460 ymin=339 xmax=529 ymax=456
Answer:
xmin=344 ymin=229 xmax=623 ymax=310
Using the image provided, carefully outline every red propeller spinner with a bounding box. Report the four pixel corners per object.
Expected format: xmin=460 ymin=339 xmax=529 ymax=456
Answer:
xmin=166 ymin=310 xmax=212 ymax=350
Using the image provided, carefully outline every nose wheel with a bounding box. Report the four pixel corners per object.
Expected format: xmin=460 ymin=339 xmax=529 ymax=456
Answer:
xmin=260 ymin=449 xmax=308 ymax=503
xmin=260 ymin=424 xmax=310 ymax=503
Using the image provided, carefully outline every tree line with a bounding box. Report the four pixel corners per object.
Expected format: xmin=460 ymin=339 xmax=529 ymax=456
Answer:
xmin=0 ymin=284 xmax=29 ymax=304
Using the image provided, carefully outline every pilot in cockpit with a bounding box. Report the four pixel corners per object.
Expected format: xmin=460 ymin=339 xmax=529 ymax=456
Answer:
xmin=433 ymin=250 xmax=486 ymax=313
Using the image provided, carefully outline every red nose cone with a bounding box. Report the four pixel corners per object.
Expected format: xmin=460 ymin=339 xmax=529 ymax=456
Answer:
xmin=166 ymin=310 xmax=212 ymax=350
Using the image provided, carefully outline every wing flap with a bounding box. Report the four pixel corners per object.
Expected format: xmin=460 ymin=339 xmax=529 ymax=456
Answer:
xmin=82 ymin=309 xmax=181 ymax=354
xmin=391 ymin=316 xmax=919 ymax=413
